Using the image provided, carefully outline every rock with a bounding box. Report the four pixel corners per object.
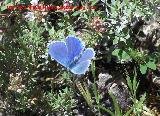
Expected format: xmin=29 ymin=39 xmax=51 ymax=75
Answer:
xmin=97 ymin=73 xmax=132 ymax=112
xmin=108 ymin=82 xmax=132 ymax=111
xmin=97 ymin=73 xmax=112 ymax=90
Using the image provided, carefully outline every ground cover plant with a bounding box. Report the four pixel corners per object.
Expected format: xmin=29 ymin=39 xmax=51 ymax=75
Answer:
xmin=0 ymin=0 xmax=160 ymax=115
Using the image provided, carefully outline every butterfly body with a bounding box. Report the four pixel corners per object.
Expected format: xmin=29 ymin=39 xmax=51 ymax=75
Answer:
xmin=48 ymin=35 xmax=95 ymax=75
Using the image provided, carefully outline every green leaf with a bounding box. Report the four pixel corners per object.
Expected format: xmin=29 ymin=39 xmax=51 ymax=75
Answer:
xmin=5 ymin=0 xmax=12 ymax=4
xmin=124 ymin=0 xmax=129 ymax=4
xmin=1 ymin=5 xmax=7 ymax=11
xmin=126 ymin=75 xmax=133 ymax=94
xmin=146 ymin=61 xmax=156 ymax=70
xmin=124 ymin=107 xmax=134 ymax=116
xmin=112 ymin=49 xmax=130 ymax=62
xmin=112 ymin=49 xmax=120 ymax=56
xmin=109 ymin=92 xmax=122 ymax=116
xmin=135 ymin=93 xmax=146 ymax=110
xmin=91 ymin=0 xmax=99 ymax=6
xmin=1 ymin=3 xmax=13 ymax=11
xmin=57 ymin=23 xmax=64 ymax=27
xmin=77 ymin=82 xmax=93 ymax=109
xmin=91 ymin=61 xmax=96 ymax=78
xmin=140 ymin=64 xmax=147 ymax=74
xmin=113 ymin=37 xmax=119 ymax=45
xmin=72 ymin=11 xmax=82 ymax=16
xmin=83 ymin=13 xmax=88 ymax=19
xmin=98 ymin=105 xmax=115 ymax=116
xmin=121 ymin=50 xmax=130 ymax=61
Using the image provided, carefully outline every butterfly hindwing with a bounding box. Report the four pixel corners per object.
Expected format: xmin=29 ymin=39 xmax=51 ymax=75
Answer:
xmin=48 ymin=41 xmax=69 ymax=67
xmin=69 ymin=48 xmax=95 ymax=74
xmin=70 ymin=60 xmax=91 ymax=75
xmin=78 ymin=48 xmax=95 ymax=63
xmin=66 ymin=35 xmax=84 ymax=63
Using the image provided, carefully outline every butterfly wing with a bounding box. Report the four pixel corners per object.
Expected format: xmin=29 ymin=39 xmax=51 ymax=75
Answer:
xmin=48 ymin=41 xmax=69 ymax=67
xmin=78 ymin=48 xmax=95 ymax=63
xmin=48 ymin=36 xmax=95 ymax=75
xmin=66 ymin=35 xmax=85 ymax=63
xmin=70 ymin=48 xmax=95 ymax=75
xmin=70 ymin=60 xmax=91 ymax=74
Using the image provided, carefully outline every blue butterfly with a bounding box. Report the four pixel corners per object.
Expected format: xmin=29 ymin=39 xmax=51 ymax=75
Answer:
xmin=48 ymin=35 xmax=95 ymax=75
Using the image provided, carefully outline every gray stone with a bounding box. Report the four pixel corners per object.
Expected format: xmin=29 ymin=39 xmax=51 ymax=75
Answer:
xmin=97 ymin=73 xmax=132 ymax=111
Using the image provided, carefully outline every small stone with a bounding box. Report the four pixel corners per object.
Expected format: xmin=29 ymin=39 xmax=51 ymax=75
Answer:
xmin=97 ymin=73 xmax=132 ymax=112
xmin=21 ymin=85 xmax=25 ymax=88
xmin=97 ymin=73 xmax=112 ymax=89
xmin=16 ymin=89 xmax=22 ymax=93
xmin=153 ymin=76 xmax=160 ymax=86
xmin=108 ymin=82 xmax=132 ymax=111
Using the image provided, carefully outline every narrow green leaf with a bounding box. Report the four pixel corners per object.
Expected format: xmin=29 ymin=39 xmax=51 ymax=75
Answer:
xmin=91 ymin=0 xmax=99 ymax=6
xmin=77 ymin=82 xmax=93 ymax=109
xmin=124 ymin=107 xmax=134 ymax=116
xmin=132 ymin=70 xmax=137 ymax=93
xmin=126 ymin=75 xmax=133 ymax=94
xmin=91 ymin=61 xmax=96 ymax=78
xmin=98 ymin=105 xmax=115 ymax=116
xmin=109 ymin=92 xmax=122 ymax=116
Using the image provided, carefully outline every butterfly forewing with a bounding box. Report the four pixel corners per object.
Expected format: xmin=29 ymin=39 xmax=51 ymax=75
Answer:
xmin=48 ymin=41 xmax=69 ymax=67
xmin=66 ymin=35 xmax=85 ymax=63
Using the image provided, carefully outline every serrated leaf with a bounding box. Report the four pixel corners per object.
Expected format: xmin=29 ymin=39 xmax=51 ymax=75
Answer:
xmin=140 ymin=64 xmax=147 ymax=74
xmin=146 ymin=61 xmax=156 ymax=70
